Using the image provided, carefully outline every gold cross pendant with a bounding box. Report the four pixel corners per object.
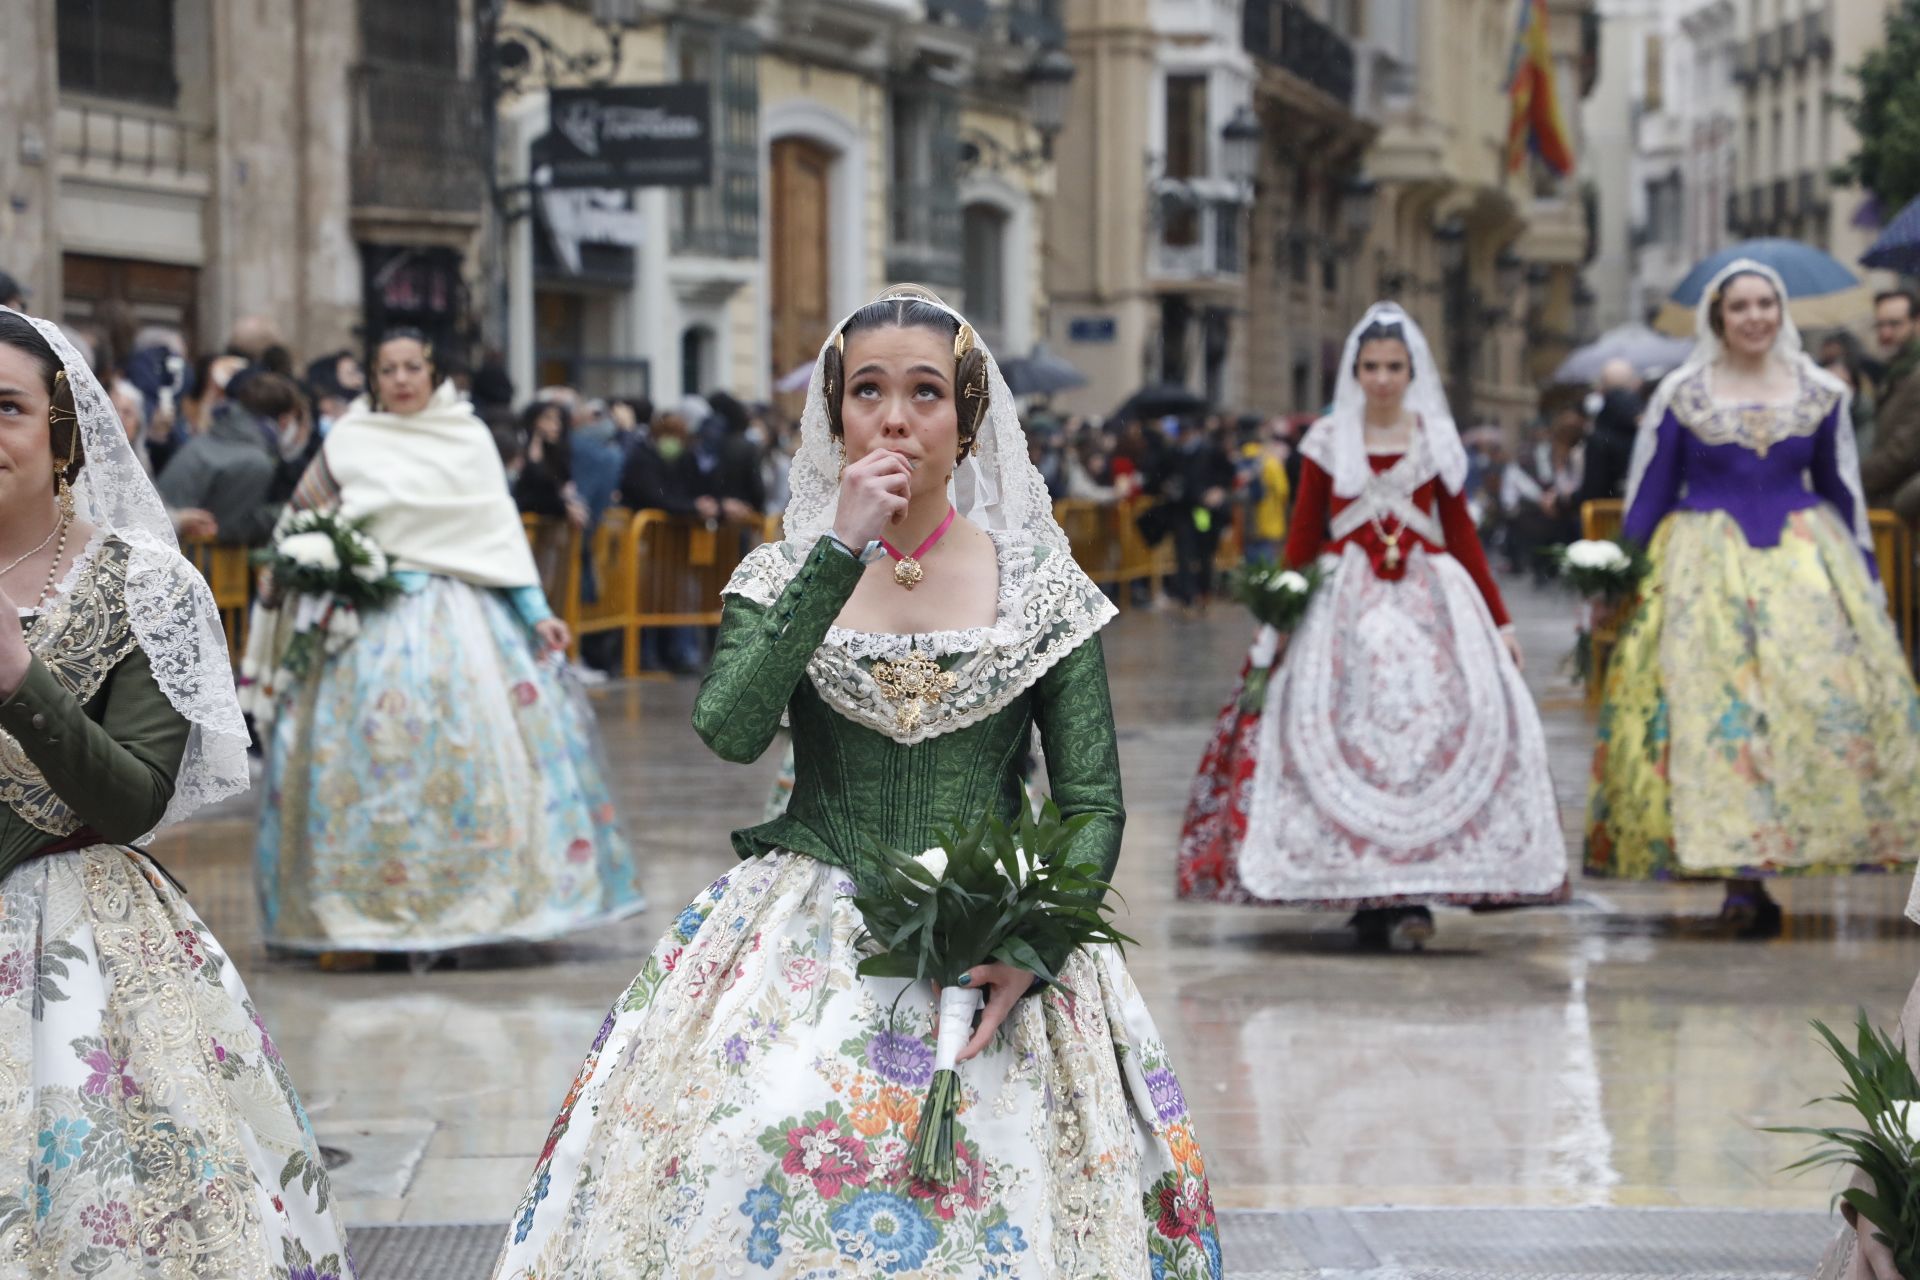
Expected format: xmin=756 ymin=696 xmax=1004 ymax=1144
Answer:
xmin=870 ymin=651 xmax=957 ymax=732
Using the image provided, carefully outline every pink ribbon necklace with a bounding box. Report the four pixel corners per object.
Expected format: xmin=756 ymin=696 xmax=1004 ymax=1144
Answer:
xmin=879 ymin=505 xmax=956 ymax=590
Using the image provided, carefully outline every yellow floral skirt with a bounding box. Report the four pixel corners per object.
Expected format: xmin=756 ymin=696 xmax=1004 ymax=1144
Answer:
xmin=1586 ymin=507 xmax=1920 ymax=880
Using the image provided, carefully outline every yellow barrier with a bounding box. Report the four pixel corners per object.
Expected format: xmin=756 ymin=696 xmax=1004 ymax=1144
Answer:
xmin=621 ymin=511 xmax=765 ymax=678
xmin=179 ymin=537 xmax=254 ymax=656
xmin=1578 ymin=498 xmax=1916 ymax=702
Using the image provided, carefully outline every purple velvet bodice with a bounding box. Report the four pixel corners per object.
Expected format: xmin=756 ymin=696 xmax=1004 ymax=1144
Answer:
xmin=1622 ymin=394 xmax=1875 ymax=578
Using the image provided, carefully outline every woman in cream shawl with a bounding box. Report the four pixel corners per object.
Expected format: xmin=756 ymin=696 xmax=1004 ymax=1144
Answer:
xmin=253 ymin=328 xmax=643 ymax=960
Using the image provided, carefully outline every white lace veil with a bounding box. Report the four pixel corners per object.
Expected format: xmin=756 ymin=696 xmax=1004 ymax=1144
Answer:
xmin=1300 ymin=301 xmax=1469 ymax=498
xmin=1623 ymin=258 xmax=1869 ymax=557
xmin=4 ymin=307 xmax=250 ymax=837
xmin=781 ymin=287 xmax=1066 ymax=555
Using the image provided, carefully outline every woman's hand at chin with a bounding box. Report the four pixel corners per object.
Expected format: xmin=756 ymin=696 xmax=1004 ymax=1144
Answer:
xmin=832 ymin=448 xmax=913 ymax=548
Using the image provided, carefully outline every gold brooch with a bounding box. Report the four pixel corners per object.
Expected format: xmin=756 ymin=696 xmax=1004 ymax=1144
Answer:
xmin=870 ymin=651 xmax=956 ymax=732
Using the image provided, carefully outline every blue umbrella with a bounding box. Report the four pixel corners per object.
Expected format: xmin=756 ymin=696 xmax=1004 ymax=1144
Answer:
xmin=1654 ymin=238 xmax=1869 ymax=337
xmin=1862 ymin=192 xmax=1920 ymax=275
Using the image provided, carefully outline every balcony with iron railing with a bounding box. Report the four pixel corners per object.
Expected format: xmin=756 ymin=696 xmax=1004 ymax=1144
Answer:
xmin=1242 ymin=0 xmax=1356 ymax=108
xmin=1006 ymin=0 xmax=1064 ymax=47
xmin=57 ymin=98 xmax=208 ymax=184
xmin=350 ymin=62 xmax=485 ymax=215
xmin=1153 ymin=195 xmax=1245 ymax=282
xmin=887 ymin=188 xmax=963 ymax=287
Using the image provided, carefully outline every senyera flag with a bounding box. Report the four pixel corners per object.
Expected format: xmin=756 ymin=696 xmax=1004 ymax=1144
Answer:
xmin=1505 ymin=0 xmax=1575 ymax=176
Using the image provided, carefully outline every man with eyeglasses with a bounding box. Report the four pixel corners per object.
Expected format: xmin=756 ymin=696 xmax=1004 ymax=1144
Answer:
xmin=1859 ymin=288 xmax=1920 ymax=521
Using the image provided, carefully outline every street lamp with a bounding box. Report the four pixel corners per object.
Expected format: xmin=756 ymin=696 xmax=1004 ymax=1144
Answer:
xmin=1342 ymin=175 xmax=1377 ymax=250
xmin=1221 ymin=106 xmax=1262 ymax=190
xmin=1025 ymin=49 xmax=1076 ymax=157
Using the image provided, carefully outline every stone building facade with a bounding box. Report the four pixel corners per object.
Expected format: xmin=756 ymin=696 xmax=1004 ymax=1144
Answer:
xmin=1 ymin=0 xmax=483 ymax=365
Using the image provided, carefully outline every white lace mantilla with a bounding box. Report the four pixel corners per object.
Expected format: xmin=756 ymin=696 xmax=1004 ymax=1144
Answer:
xmin=723 ymin=530 xmax=1117 ymax=744
xmin=1326 ymin=436 xmax=1446 ymax=546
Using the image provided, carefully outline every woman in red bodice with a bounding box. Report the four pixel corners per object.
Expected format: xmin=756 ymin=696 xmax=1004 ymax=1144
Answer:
xmin=1176 ymin=303 xmax=1568 ymax=950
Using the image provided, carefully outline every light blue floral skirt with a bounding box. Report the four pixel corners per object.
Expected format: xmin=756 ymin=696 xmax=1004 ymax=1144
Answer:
xmin=257 ymin=576 xmax=643 ymax=952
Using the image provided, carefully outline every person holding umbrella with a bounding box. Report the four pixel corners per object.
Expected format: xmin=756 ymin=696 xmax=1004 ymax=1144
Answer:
xmin=1586 ymin=261 xmax=1920 ymax=937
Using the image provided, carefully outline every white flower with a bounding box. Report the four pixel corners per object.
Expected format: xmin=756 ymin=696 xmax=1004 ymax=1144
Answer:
xmin=349 ymin=535 xmax=389 ymax=583
xmin=1275 ymin=570 xmax=1310 ymax=594
xmin=1884 ymin=1101 xmax=1920 ymax=1148
xmin=914 ymin=847 xmax=949 ymax=881
xmin=1565 ymin=539 xmax=1629 ymax=572
xmin=278 ymin=532 xmax=340 ymax=571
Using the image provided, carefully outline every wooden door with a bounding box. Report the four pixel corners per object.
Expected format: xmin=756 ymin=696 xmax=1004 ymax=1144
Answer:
xmin=770 ymin=138 xmax=834 ymax=416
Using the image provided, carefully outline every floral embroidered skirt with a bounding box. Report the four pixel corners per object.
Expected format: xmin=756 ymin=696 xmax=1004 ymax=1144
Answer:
xmin=257 ymin=575 xmax=644 ymax=952
xmin=1587 ymin=507 xmax=1920 ymax=880
xmin=0 ymin=846 xmax=352 ymax=1278
xmin=1177 ymin=545 xmax=1569 ymax=908
xmin=491 ymin=853 xmax=1222 ymax=1280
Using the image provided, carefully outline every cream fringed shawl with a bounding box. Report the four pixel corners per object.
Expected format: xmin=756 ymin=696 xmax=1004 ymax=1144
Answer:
xmin=322 ymin=381 xmax=541 ymax=590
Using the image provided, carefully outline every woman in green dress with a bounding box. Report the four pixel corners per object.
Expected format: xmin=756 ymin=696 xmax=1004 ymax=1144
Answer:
xmin=0 ymin=309 xmax=351 ymax=1275
xmin=492 ymin=286 xmax=1220 ymax=1279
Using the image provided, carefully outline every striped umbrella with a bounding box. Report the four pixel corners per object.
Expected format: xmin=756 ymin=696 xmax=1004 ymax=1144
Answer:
xmin=1653 ymin=238 xmax=1869 ymax=337
xmin=1862 ymin=192 xmax=1920 ymax=275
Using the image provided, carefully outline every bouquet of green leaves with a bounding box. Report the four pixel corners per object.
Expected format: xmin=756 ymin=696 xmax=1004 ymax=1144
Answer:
xmin=1767 ymin=1012 xmax=1920 ymax=1274
xmin=240 ymin=513 xmax=403 ymax=724
xmin=849 ymin=800 xmax=1136 ymax=1185
xmin=1226 ymin=559 xmax=1320 ymax=713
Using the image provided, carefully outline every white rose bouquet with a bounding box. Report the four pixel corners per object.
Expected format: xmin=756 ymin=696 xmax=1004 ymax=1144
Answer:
xmin=241 ymin=512 xmax=403 ymax=719
xmin=849 ymin=801 xmax=1135 ymax=1185
xmin=1553 ymin=538 xmax=1648 ymax=604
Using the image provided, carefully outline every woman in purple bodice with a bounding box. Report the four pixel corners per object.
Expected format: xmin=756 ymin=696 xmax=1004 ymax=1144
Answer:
xmin=1586 ymin=259 xmax=1920 ymax=937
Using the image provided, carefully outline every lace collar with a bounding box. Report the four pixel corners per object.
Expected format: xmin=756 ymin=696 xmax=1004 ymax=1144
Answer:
xmin=15 ymin=528 xmax=111 ymax=620
xmin=1669 ymin=366 xmax=1840 ymax=455
xmin=724 ymin=529 xmax=1117 ymax=744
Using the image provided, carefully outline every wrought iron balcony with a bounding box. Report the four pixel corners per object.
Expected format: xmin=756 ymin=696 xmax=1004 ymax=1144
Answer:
xmin=1242 ymin=0 xmax=1357 ymax=108
xmin=349 ymin=63 xmax=485 ymax=215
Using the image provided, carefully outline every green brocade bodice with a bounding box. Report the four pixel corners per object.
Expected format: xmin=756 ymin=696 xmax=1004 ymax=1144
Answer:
xmin=692 ymin=534 xmax=1123 ymax=969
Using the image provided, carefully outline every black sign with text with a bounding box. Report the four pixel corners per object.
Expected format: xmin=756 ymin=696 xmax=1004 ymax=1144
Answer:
xmin=544 ymin=85 xmax=712 ymax=189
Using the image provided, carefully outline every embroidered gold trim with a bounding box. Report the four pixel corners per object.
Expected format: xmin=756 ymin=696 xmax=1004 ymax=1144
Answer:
xmin=0 ymin=540 xmax=138 ymax=834
xmin=1669 ymin=367 xmax=1840 ymax=457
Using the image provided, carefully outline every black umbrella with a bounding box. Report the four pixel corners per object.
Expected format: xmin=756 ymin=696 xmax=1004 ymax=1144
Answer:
xmin=1111 ymin=383 xmax=1209 ymax=423
xmin=999 ymin=346 xmax=1088 ymax=397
